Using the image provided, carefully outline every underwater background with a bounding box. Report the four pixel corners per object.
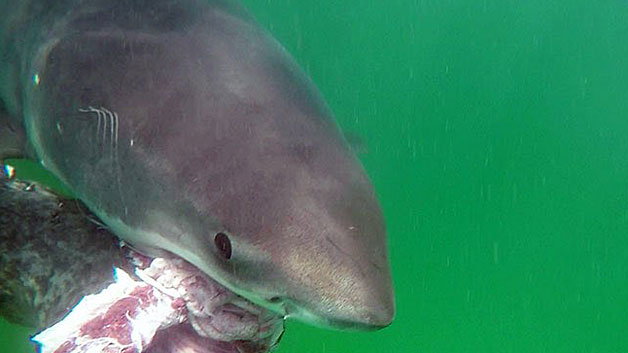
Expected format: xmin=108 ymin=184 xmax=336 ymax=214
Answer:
xmin=2 ymin=0 xmax=628 ymax=351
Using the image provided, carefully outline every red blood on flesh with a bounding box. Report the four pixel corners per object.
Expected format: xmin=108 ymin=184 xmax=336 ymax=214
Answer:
xmin=78 ymin=287 xmax=154 ymax=344
xmin=130 ymin=286 xmax=155 ymax=309
xmin=78 ymin=297 xmax=137 ymax=344
xmin=53 ymin=339 xmax=76 ymax=353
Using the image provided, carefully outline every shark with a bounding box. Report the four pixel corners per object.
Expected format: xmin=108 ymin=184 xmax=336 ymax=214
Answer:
xmin=0 ymin=0 xmax=394 ymax=330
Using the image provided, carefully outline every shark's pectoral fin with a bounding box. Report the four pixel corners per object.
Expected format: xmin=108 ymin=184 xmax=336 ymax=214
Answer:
xmin=0 ymin=106 xmax=26 ymax=160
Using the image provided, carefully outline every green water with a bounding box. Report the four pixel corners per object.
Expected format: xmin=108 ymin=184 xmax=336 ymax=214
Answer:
xmin=3 ymin=0 xmax=628 ymax=351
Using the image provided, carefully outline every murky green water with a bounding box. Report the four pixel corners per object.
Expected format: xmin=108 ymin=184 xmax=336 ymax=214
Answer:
xmin=3 ymin=0 xmax=628 ymax=352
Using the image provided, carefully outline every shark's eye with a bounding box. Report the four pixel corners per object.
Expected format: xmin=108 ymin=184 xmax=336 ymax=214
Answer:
xmin=214 ymin=232 xmax=232 ymax=260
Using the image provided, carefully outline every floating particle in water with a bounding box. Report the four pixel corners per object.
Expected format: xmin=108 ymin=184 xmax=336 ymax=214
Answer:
xmin=3 ymin=164 xmax=15 ymax=179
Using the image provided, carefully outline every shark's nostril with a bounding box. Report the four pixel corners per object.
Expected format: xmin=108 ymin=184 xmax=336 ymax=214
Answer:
xmin=268 ymin=296 xmax=282 ymax=303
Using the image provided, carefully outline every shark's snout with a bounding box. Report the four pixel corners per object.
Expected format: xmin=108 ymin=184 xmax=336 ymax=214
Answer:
xmin=253 ymin=182 xmax=395 ymax=330
xmin=271 ymin=249 xmax=395 ymax=330
xmin=273 ymin=287 xmax=394 ymax=330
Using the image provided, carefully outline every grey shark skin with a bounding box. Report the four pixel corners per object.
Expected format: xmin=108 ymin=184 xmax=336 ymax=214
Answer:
xmin=0 ymin=0 xmax=394 ymax=329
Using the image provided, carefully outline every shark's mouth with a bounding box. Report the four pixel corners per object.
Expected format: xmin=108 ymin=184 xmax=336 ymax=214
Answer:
xmin=33 ymin=248 xmax=285 ymax=353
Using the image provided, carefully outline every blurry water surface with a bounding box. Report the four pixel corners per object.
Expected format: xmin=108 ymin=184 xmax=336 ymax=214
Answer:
xmin=3 ymin=0 xmax=628 ymax=352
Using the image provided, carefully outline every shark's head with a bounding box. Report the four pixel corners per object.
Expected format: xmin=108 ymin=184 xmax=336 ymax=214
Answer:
xmin=181 ymin=137 xmax=395 ymax=329
xmin=185 ymin=116 xmax=395 ymax=330
xmin=24 ymin=0 xmax=394 ymax=330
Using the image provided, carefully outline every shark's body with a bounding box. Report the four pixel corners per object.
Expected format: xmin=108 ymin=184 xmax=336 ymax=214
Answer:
xmin=0 ymin=0 xmax=394 ymax=329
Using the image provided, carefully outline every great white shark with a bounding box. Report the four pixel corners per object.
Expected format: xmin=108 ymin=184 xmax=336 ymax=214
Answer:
xmin=0 ymin=0 xmax=394 ymax=329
